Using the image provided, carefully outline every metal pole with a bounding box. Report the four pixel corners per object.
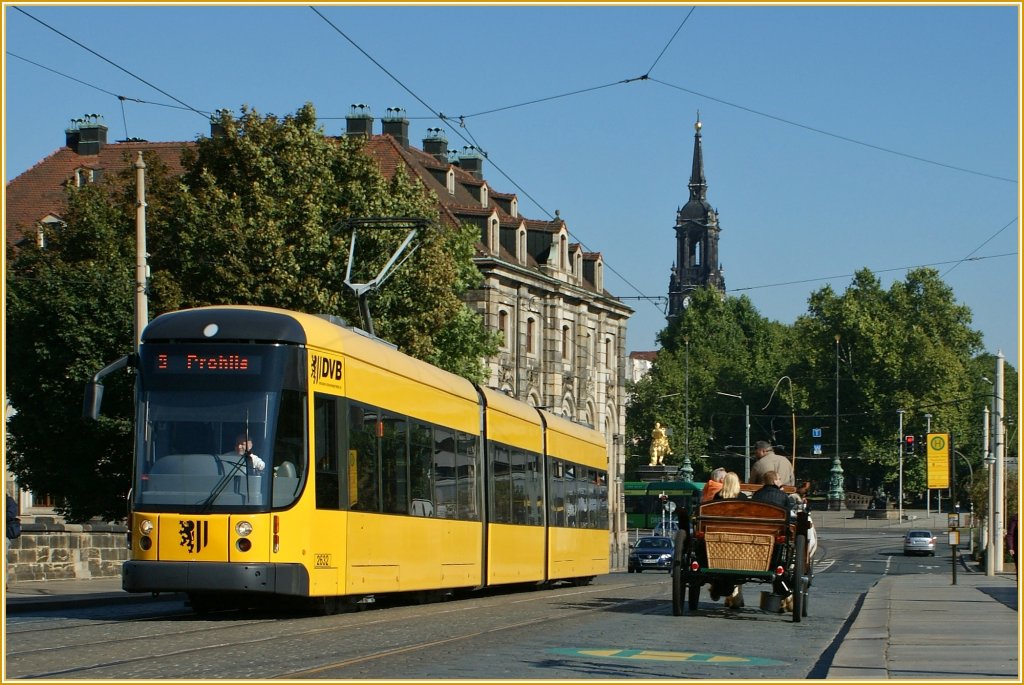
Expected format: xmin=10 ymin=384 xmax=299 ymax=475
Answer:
xmin=951 ymin=433 xmax=957 ymax=585
xmin=898 ymin=409 xmax=904 ymax=523
xmin=994 ymin=352 xmax=1006 ymax=573
xmin=984 ymin=405 xmax=994 ymax=576
xmin=685 ymin=338 xmax=689 ymax=468
xmin=134 ymin=152 xmax=148 ymax=350
xmin=925 ymin=413 xmax=932 ymax=515
xmin=744 ymin=404 xmax=751 ymax=483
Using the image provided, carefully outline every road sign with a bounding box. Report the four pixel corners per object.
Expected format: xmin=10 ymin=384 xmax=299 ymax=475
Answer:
xmin=926 ymin=433 xmax=950 ymax=489
xmin=812 ymin=428 xmax=822 ymax=438
xmin=813 ymin=443 xmax=822 ymax=455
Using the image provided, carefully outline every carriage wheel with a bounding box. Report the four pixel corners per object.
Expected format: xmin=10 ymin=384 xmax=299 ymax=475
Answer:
xmin=672 ymin=562 xmax=685 ymax=616
xmin=792 ymin=534 xmax=806 ymax=622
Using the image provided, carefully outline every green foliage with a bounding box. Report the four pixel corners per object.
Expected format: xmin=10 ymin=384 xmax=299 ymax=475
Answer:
xmin=627 ymin=287 xmax=792 ymax=480
xmin=6 ymin=103 xmax=499 ymax=520
xmin=627 ymin=269 xmax=1004 ymax=508
xmin=6 ymin=181 xmax=138 ymax=521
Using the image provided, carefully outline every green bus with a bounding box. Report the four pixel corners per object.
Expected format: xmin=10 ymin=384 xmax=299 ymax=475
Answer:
xmin=624 ymin=480 xmax=705 ymax=533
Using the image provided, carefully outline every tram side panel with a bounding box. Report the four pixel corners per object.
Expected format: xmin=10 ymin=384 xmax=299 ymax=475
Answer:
xmin=317 ymin=343 xmax=485 ymax=597
xmin=479 ymin=387 xmax=547 ymax=586
xmin=542 ymin=411 xmax=610 ymax=581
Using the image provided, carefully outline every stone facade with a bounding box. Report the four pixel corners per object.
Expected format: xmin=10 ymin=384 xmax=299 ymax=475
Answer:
xmin=6 ymin=517 xmax=128 ymax=583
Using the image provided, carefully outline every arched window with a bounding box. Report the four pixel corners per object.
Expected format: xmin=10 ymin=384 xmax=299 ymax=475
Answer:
xmin=526 ymin=317 xmax=535 ymax=355
xmin=562 ymin=325 xmax=571 ymax=361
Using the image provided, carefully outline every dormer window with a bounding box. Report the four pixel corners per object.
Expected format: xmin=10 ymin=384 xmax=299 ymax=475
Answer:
xmin=560 ymin=234 xmax=567 ymax=271
xmin=574 ymin=250 xmax=583 ymax=280
xmin=510 ymin=197 xmax=518 ymax=218
xmin=74 ymin=167 xmax=94 ymax=186
xmin=517 ymin=227 xmax=527 ymax=265
xmin=595 ymin=257 xmax=604 ymax=292
xmin=446 ymin=168 xmax=455 ymax=195
xmin=489 ymin=217 xmax=499 ymax=255
xmin=480 ymin=184 xmax=488 ymax=208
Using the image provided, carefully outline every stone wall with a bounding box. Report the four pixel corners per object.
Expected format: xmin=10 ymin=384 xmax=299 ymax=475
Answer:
xmin=6 ymin=517 xmax=128 ymax=584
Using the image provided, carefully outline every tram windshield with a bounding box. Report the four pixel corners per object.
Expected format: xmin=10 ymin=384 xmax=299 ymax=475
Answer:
xmin=133 ymin=344 xmax=306 ymax=513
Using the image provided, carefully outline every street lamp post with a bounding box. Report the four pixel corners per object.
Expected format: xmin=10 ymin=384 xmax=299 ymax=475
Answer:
xmin=764 ymin=376 xmax=796 ymax=475
xmin=717 ymin=391 xmax=750 ymax=482
xmin=898 ymin=409 xmax=905 ymax=523
xmin=827 ymin=335 xmax=845 ymax=509
xmin=925 ymin=413 xmax=933 ymax=515
xmin=683 ymin=337 xmax=692 ymax=482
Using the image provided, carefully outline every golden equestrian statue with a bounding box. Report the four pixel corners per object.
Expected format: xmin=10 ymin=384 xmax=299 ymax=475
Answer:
xmin=649 ymin=422 xmax=673 ymax=466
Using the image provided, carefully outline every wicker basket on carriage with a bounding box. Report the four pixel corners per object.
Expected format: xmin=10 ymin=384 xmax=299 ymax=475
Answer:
xmin=704 ymin=531 xmax=774 ymax=571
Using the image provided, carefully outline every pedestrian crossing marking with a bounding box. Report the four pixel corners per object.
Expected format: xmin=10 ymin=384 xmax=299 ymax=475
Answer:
xmin=549 ymin=648 xmax=784 ymax=665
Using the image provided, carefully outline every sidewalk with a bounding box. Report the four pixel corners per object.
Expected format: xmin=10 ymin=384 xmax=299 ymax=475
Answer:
xmin=5 ymin=575 xmax=184 ymax=613
xmin=4 ymin=510 xmax=1020 ymax=681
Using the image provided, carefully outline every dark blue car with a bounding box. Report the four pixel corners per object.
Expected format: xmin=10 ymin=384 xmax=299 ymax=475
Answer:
xmin=628 ymin=536 xmax=675 ymax=573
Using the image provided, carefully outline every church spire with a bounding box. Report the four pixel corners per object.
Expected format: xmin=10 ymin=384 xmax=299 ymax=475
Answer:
xmin=688 ymin=112 xmax=707 ymax=202
xmin=667 ymin=113 xmax=726 ymax=322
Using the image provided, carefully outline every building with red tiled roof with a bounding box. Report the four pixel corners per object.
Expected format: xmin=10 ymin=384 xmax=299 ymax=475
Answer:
xmin=5 ymin=107 xmax=634 ymax=568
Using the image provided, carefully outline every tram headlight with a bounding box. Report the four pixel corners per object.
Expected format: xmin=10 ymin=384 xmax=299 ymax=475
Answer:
xmin=235 ymin=521 xmax=253 ymax=537
xmin=139 ymin=519 xmax=154 ymax=535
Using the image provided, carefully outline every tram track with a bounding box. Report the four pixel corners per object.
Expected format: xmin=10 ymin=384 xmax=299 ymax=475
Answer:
xmin=6 ymin=579 xmax=666 ymax=679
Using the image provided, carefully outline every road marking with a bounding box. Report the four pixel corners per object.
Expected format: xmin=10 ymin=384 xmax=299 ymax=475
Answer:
xmin=549 ymin=648 xmax=784 ymax=666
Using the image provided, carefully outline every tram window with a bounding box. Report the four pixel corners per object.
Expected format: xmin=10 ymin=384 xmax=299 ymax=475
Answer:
xmin=349 ymin=403 xmax=380 ymax=512
xmin=564 ymin=465 xmax=577 ymax=527
xmin=525 ymin=452 xmax=543 ymax=526
xmin=491 ymin=444 xmax=511 ymax=523
xmin=510 ymin=449 xmax=528 ymax=524
xmin=381 ymin=412 xmax=408 ymax=515
xmin=409 ymin=422 xmax=433 ymax=517
xmin=456 ymin=433 xmax=480 ymax=521
xmin=549 ymin=458 xmax=565 ymax=527
xmin=575 ymin=467 xmax=590 ymax=529
xmin=433 ymin=428 xmax=456 ymax=519
xmin=271 ymin=389 xmax=305 ymax=508
xmin=314 ymin=394 xmax=341 ymax=510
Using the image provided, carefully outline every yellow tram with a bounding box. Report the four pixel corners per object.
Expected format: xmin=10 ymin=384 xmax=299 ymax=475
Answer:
xmin=90 ymin=306 xmax=608 ymax=612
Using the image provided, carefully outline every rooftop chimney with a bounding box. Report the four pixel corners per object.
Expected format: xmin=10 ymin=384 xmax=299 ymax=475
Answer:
xmin=209 ymin=108 xmax=231 ymax=138
xmin=457 ymin=146 xmax=485 ymax=180
xmin=382 ymin=107 xmax=409 ymax=148
xmin=65 ymin=114 xmax=108 ymax=155
xmin=345 ymin=104 xmax=374 ymax=138
xmin=422 ymin=128 xmax=449 ymax=164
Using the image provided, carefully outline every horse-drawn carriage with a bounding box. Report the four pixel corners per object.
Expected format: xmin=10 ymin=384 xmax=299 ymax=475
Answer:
xmin=671 ymin=498 xmax=813 ymax=622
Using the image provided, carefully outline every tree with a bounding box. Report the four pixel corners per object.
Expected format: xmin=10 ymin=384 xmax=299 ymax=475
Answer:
xmin=6 ymin=103 xmax=498 ymax=521
xmin=791 ymin=268 xmax=985 ymax=499
xmin=152 ymin=104 xmax=498 ymax=376
xmin=6 ymin=179 xmax=140 ymax=520
xmin=625 ymin=287 xmax=793 ymax=479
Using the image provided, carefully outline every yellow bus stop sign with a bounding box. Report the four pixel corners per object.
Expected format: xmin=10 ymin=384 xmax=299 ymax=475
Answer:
xmin=926 ymin=432 xmax=950 ymax=489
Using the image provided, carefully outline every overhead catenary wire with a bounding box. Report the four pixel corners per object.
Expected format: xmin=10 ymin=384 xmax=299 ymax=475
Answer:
xmin=13 ymin=8 xmax=207 ymax=121
xmin=10 ymin=8 xmax=1015 ymax=319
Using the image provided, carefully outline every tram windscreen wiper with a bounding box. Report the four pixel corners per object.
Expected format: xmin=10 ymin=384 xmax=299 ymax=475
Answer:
xmin=198 ymin=457 xmax=247 ymax=513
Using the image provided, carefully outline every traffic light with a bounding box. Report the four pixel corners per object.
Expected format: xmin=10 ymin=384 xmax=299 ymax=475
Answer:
xmin=904 ymin=434 xmax=916 ymax=456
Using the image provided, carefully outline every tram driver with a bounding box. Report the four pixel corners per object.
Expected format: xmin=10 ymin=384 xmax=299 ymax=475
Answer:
xmin=229 ymin=434 xmax=266 ymax=473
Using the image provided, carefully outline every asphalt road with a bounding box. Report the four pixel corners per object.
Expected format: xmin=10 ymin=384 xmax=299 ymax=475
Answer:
xmin=4 ymin=529 xmax=948 ymax=679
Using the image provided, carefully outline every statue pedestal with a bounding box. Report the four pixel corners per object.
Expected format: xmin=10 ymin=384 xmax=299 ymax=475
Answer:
xmin=636 ymin=465 xmax=680 ymax=482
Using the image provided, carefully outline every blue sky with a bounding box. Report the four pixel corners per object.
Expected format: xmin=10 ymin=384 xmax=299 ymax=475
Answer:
xmin=4 ymin=4 xmax=1019 ymax=367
